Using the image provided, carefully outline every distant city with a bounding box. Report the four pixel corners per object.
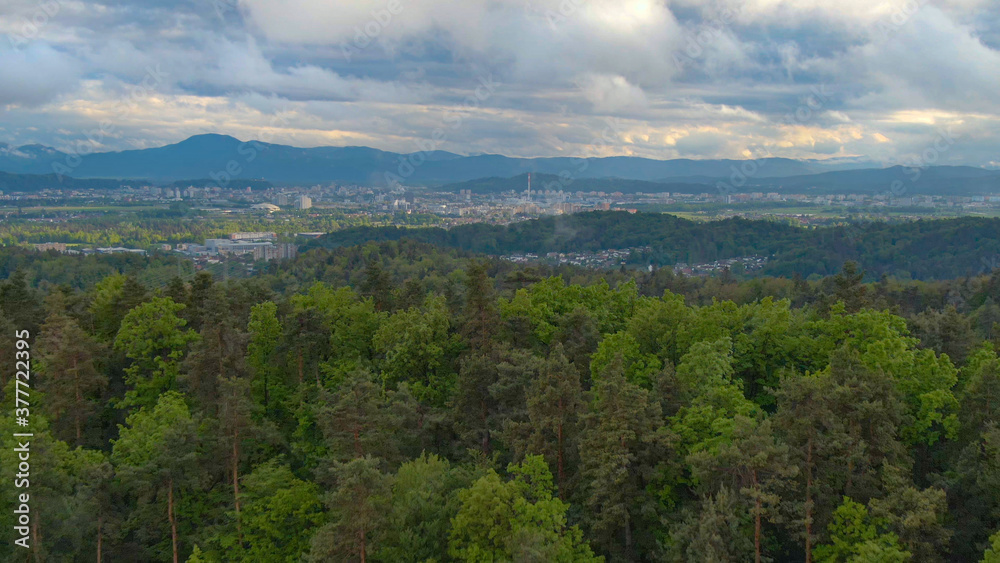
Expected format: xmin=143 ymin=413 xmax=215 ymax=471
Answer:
xmin=9 ymin=178 xmax=1000 ymax=274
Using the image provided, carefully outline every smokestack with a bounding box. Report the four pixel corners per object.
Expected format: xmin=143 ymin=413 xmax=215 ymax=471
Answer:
xmin=528 ymin=173 xmax=531 ymax=202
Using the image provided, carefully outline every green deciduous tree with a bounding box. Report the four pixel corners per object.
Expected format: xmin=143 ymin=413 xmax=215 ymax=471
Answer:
xmin=813 ymin=497 xmax=911 ymax=563
xmin=448 ymin=455 xmax=601 ymax=562
xmin=246 ymin=301 xmax=284 ymax=411
xmin=217 ymin=460 xmax=325 ymax=563
xmin=982 ymin=530 xmax=1000 ymax=563
xmin=376 ymin=453 xmax=477 ymax=562
xmin=114 ymin=297 xmax=198 ymax=411
xmin=374 ymin=295 xmax=459 ymax=406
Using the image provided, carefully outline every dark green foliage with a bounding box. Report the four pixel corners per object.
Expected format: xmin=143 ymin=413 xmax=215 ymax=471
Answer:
xmin=312 ymin=212 xmax=1000 ymax=280
xmin=5 ymin=236 xmax=1000 ymax=562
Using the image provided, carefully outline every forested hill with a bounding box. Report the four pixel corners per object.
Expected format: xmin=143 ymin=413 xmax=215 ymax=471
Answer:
xmin=0 ymin=171 xmax=137 ymax=192
xmin=312 ymin=212 xmax=804 ymax=255
xmin=310 ymin=212 xmax=1000 ymax=280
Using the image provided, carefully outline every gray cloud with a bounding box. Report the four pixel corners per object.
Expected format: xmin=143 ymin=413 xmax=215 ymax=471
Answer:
xmin=0 ymin=0 xmax=998 ymax=165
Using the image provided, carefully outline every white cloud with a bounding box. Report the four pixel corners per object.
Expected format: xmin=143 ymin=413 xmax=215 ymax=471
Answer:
xmin=0 ymin=0 xmax=998 ymax=166
xmin=0 ymin=43 xmax=80 ymax=106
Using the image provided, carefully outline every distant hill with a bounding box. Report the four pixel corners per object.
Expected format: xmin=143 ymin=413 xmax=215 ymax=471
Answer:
xmin=166 ymin=178 xmax=274 ymax=190
xmin=0 ymin=134 xmax=869 ymax=186
xmin=0 ymin=171 xmax=138 ymax=192
xmin=2 ymin=135 xmax=998 ymax=195
xmin=443 ymin=167 xmax=1000 ymax=197
xmin=744 ymin=165 xmax=1000 ymax=195
xmin=438 ymin=173 xmax=713 ymax=195
xmin=308 ymin=211 xmax=1000 ymax=280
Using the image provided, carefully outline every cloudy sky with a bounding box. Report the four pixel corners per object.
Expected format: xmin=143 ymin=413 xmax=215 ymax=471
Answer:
xmin=1 ymin=0 xmax=999 ymax=166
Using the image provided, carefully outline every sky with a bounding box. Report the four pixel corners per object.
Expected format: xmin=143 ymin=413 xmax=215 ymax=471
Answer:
xmin=1 ymin=0 xmax=999 ymax=166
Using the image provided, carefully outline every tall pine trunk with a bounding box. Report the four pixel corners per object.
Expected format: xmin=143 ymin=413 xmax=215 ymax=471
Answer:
xmin=480 ymin=399 xmax=490 ymax=455
xmin=805 ymin=437 xmax=813 ymax=563
xmin=233 ymin=426 xmax=242 ymax=542
xmin=751 ymin=467 xmax=763 ymax=563
xmin=31 ymin=517 xmax=40 ymax=563
xmin=556 ymin=401 xmax=565 ymax=500
xmin=168 ymin=478 xmax=178 ymax=563
xmin=73 ymin=357 xmax=82 ymax=443
xmin=297 ymin=348 xmax=304 ymax=385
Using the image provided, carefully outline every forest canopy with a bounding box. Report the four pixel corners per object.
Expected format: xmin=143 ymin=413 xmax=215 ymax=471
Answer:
xmin=2 ymin=239 xmax=1000 ymax=562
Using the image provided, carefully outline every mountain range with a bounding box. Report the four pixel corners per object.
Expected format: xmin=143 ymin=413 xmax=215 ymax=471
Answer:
xmin=0 ymin=134 xmax=998 ymax=195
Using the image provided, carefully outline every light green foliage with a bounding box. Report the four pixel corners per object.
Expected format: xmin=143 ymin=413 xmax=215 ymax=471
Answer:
xmin=229 ymin=461 xmax=325 ymax=562
xmin=814 ymin=497 xmax=911 ymax=563
xmin=981 ymin=530 xmax=1000 ymax=563
xmin=812 ymin=304 xmax=960 ymax=445
xmin=959 ymin=346 xmax=1000 ymax=436
xmin=499 ymin=276 xmax=638 ymax=344
xmin=291 ymin=283 xmax=382 ymax=385
xmin=247 ymin=301 xmax=284 ymax=409
xmin=374 ymin=295 xmax=459 ymax=405
xmin=670 ymin=338 xmax=757 ymax=453
xmin=111 ymin=391 xmax=198 ymax=484
xmin=625 ymin=290 xmax=694 ymax=365
xmin=187 ymin=545 xmax=207 ymax=563
xmin=113 ymin=297 xmax=198 ymax=411
xmin=448 ymin=455 xmax=602 ymax=562
xmin=111 ymin=391 xmax=199 ymax=562
xmin=590 ymin=331 xmax=662 ymax=387
xmin=10 ymin=235 xmax=1000 ymax=562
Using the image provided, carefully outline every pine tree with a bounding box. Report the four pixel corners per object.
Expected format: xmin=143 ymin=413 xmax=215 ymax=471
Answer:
xmin=360 ymin=261 xmax=394 ymax=312
xmin=579 ymin=355 xmax=669 ymax=559
xmin=462 ymin=260 xmax=499 ymax=353
xmin=0 ymin=269 xmax=44 ymax=333
xmin=318 ymin=370 xmax=402 ymax=463
xmin=454 ymin=352 xmax=498 ymax=456
xmin=111 ymin=392 xmax=199 ymax=563
xmin=308 ymin=456 xmax=388 ymax=563
xmin=688 ymin=416 xmax=797 ymax=563
xmin=37 ymin=300 xmax=107 ymax=444
xmin=774 ymin=373 xmax=846 ymax=563
xmin=217 ymin=376 xmax=263 ymax=547
xmin=513 ymin=344 xmax=585 ymax=499
xmin=182 ymin=284 xmax=248 ymax=413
